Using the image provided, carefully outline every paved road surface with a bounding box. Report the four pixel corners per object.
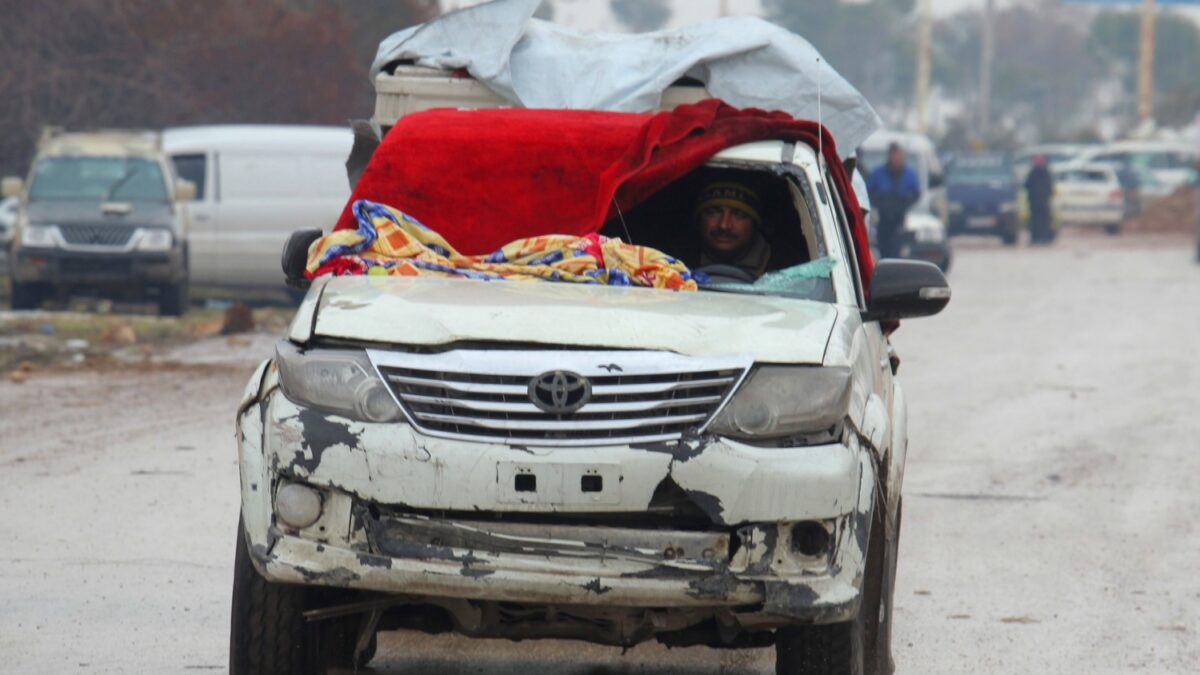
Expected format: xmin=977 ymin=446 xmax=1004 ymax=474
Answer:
xmin=1 ymin=232 xmax=1197 ymax=673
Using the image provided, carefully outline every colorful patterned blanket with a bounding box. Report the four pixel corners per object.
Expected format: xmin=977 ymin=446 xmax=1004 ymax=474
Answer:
xmin=307 ymin=199 xmax=699 ymax=291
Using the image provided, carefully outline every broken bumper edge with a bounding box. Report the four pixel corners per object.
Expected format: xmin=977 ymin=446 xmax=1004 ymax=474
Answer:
xmin=250 ymin=534 xmax=860 ymax=624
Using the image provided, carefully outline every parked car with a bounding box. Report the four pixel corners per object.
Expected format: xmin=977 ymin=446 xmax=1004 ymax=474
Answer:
xmin=162 ymin=125 xmax=352 ymax=291
xmin=230 ymin=78 xmax=951 ymax=674
xmin=1053 ymin=162 xmax=1126 ymax=235
xmin=1075 ymin=140 xmax=1197 ymax=193
xmin=859 ymin=131 xmax=952 ymax=271
xmin=1012 ymin=143 xmax=1093 ymax=182
xmin=0 ymin=196 xmax=17 ymax=245
xmin=1075 ymin=153 xmax=1171 ymax=216
xmin=2 ymin=129 xmax=195 ymax=314
xmin=945 ymin=153 xmax=1019 ymax=244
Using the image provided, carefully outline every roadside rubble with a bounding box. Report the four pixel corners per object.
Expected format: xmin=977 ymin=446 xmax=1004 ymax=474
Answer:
xmin=0 ymin=303 xmax=291 ymax=382
xmin=1123 ymin=185 xmax=1197 ymax=234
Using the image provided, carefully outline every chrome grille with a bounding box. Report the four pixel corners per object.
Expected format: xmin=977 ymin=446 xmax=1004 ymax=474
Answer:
xmin=368 ymin=350 xmax=750 ymax=446
xmin=58 ymin=224 xmax=134 ymax=247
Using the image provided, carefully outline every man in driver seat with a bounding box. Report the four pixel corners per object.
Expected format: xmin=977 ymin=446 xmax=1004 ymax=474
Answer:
xmin=693 ymin=180 xmax=780 ymax=279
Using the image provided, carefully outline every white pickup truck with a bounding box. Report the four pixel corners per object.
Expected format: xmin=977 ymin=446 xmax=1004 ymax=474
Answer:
xmin=230 ymin=67 xmax=950 ymax=675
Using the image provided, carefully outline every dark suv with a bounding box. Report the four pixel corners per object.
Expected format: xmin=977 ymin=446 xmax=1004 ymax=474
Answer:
xmin=2 ymin=130 xmax=195 ymax=314
xmin=946 ymin=153 xmax=1020 ymax=245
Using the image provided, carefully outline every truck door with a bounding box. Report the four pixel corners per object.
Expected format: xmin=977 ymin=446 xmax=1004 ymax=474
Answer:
xmin=217 ymin=153 xmax=350 ymax=288
xmin=170 ymin=152 xmax=219 ymax=286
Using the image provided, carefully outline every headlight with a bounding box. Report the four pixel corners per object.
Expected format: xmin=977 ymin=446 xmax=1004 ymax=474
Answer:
xmin=709 ymin=366 xmax=851 ymax=443
xmin=999 ymin=201 xmax=1018 ymax=213
xmin=136 ymin=228 xmax=174 ymax=251
xmin=275 ymin=341 xmax=404 ymax=423
xmin=22 ymin=224 xmax=59 ymax=248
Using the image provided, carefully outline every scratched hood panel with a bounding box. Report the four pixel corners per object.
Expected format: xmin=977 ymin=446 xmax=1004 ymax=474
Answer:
xmin=311 ymin=276 xmax=838 ymax=364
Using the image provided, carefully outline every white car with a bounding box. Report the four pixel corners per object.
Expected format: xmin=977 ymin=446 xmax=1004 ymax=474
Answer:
xmin=1054 ymin=163 xmax=1126 ymax=235
xmin=231 ymin=119 xmax=951 ymax=674
xmin=1013 ymin=143 xmax=1094 ymax=182
xmin=1076 ymin=140 xmax=1197 ymax=193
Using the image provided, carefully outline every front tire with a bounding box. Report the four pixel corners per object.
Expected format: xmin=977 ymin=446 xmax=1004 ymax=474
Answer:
xmin=229 ymin=519 xmax=371 ymax=675
xmin=158 ymin=280 xmax=190 ymax=317
xmin=9 ymin=280 xmax=43 ymax=310
xmin=776 ymin=617 xmax=865 ymax=675
xmin=229 ymin=519 xmax=309 ymax=675
xmin=775 ymin=494 xmax=896 ymax=675
xmin=1104 ymin=222 xmax=1121 ymax=236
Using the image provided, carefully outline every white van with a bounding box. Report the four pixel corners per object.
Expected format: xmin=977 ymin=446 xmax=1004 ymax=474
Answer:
xmin=163 ymin=126 xmax=352 ymax=289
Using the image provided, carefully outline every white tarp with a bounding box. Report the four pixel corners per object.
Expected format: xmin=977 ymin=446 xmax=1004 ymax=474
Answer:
xmin=372 ymin=0 xmax=881 ymax=157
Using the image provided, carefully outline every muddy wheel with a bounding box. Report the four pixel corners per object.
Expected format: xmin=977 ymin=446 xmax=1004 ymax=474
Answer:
xmin=158 ymin=280 xmax=190 ymax=317
xmin=229 ymin=511 xmax=345 ymax=667
xmin=229 ymin=518 xmax=365 ymax=675
xmin=938 ymin=251 xmax=952 ymax=275
xmin=775 ymin=495 xmax=894 ymax=675
xmin=229 ymin=517 xmax=310 ymax=675
xmin=9 ymin=280 xmax=43 ymax=311
xmin=775 ymin=618 xmax=864 ymax=675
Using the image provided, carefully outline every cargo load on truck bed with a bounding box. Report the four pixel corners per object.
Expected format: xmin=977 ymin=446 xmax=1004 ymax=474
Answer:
xmin=367 ymin=0 xmax=880 ymax=156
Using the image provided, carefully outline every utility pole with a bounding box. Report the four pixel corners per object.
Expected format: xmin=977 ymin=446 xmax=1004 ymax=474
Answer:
xmin=914 ymin=0 xmax=932 ymax=133
xmin=979 ymin=0 xmax=995 ymax=141
xmin=1138 ymin=0 xmax=1156 ymax=122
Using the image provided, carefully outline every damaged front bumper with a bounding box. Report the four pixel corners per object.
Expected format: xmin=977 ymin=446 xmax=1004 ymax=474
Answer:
xmin=236 ymin=362 xmax=878 ymax=626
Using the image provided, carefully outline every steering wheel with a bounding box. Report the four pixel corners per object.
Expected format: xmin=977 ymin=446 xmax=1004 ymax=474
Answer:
xmin=695 ymin=264 xmax=756 ymax=285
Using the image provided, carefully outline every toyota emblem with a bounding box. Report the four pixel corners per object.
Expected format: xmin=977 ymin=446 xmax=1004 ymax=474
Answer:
xmin=528 ymin=370 xmax=591 ymax=415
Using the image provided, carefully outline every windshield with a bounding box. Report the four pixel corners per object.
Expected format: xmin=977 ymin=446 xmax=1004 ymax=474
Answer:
xmin=859 ymin=148 xmax=928 ymax=188
xmin=947 ymin=162 xmax=1014 ymax=186
xmin=28 ymin=157 xmax=168 ymax=202
xmin=698 ymin=258 xmax=837 ymax=302
xmin=1056 ymin=169 xmax=1110 ymax=183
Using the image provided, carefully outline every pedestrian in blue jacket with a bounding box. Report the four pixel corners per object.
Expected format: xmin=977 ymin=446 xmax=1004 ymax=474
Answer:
xmin=866 ymin=143 xmax=921 ymax=259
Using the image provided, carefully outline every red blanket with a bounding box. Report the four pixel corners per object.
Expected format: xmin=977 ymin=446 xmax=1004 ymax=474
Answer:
xmin=336 ymin=99 xmax=874 ymax=286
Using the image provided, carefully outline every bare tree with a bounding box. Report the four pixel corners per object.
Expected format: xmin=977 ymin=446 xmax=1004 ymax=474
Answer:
xmin=0 ymin=0 xmax=438 ymax=176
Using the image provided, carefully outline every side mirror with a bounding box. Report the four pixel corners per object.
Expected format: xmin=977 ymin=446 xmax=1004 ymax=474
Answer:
xmin=282 ymin=228 xmax=323 ymax=289
xmin=174 ymin=179 xmax=197 ymax=202
xmin=862 ymin=259 xmax=951 ymax=322
xmin=2 ymin=176 xmax=24 ymax=198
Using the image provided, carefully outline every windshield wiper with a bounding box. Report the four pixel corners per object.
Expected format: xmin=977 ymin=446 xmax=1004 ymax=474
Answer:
xmin=102 ymin=166 xmax=142 ymax=202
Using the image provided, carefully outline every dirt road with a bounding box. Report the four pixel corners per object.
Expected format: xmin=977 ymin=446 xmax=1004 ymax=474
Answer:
xmin=1 ymin=233 xmax=1197 ymax=673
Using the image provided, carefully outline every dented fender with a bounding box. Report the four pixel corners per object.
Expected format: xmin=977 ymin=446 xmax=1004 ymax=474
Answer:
xmin=236 ymin=359 xmax=276 ymax=564
xmin=884 ymin=382 xmax=908 ymax=539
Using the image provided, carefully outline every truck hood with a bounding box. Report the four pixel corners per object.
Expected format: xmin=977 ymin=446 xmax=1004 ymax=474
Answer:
xmin=26 ymin=200 xmax=176 ymax=227
xmin=948 ymin=183 xmax=1016 ymax=205
xmin=310 ymin=276 xmax=840 ymax=364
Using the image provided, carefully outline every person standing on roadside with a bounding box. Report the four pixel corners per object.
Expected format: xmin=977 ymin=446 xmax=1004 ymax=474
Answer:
xmin=866 ymin=143 xmax=921 ymax=259
xmin=1025 ymin=155 xmax=1055 ymax=244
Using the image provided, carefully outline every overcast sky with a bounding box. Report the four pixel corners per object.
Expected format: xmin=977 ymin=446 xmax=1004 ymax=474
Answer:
xmin=447 ymin=0 xmax=1020 ymax=32
xmin=444 ymin=0 xmax=1200 ymax=32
